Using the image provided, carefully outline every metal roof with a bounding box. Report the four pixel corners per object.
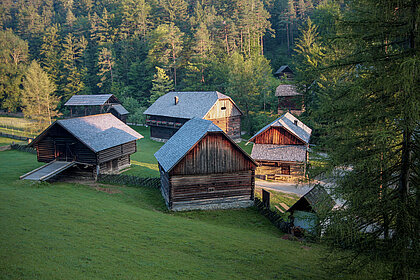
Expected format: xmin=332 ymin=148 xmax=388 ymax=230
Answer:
xmin=248 ymin=112 xmax=311 ymax=144
xmin=64 ymin=94 xmax=118 ymax=106
xmin=111 ymin=104 xmax=129 ymax=115
xmin=31 ymin=114 xmax=143 ymax=153
xmin=143 ymin=91 xmax=240 ymax=119
xmin=275 ymin=84 xmax=301 ymax=97
xmin=251 ymin=144 xmax=307 ymax=162
xmin=274 ymin=65 xmax=293 ymax=76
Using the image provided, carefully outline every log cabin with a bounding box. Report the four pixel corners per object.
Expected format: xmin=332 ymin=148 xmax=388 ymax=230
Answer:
xmin=23 ymin=114 xmax=143 ymax=181
xmin=154 ymin=118 xmax=257 ymax=211
xmin=274 ymin=65 xmax=294 ymax=80
xmin=144 ymin=91 xmax=242 ymax=142
xmin=247 ymin=112 xmax=311 ymax=181
xmin=64 ymin=94 xmax=129 ymax=123
xmin=275 ymin=84 xmax=304 ymax=116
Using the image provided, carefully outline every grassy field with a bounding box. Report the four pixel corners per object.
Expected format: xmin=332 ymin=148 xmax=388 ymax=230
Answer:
xmin=0 ymin=116 xmax=38 ymax=138
xmin=0 ymin=150 xmax=389 ymax=279
xmin=0 ymin=137 xmax=24 ymax=146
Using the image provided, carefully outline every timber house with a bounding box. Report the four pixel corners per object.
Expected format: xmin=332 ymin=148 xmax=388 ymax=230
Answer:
xmin=154 ymin=118 xmax=257 ymax=211
xmin=21 ymin=114 xmax=143 ymax=181
xmin=275 ymin=84 xmax=304 ymax=116
xmin=274 ymin=65 xmax=294 ymax=80
xmin=247 ymin=112 xmax=311 ymax=181
xmin=144 ymin=91 xmax=242 ymax=142
xmin=64 ymin=94 xmax=129 ymax=123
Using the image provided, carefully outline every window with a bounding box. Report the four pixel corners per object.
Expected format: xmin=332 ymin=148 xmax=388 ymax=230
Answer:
xmin=221 ymin=106 xmax=226 ymax=110
xmin=281 ymin=164 xmax=290 ymax=175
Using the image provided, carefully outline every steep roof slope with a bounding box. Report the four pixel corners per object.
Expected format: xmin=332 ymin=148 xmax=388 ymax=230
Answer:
xmin=31 ymin=114 xmax=143 ymax=152
xmin=155 ymin=118 xmax=255 ymax=172
xmin=248 ymin=112 xmax=312 ymax=144
xmin=275 ymin=84 xmax=301 ymax=97
xmin=144 ymin=91 xmax=240 ymax=119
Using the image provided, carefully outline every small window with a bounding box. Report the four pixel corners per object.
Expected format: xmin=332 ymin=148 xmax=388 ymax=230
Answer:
xmin=208 ymin=187 xmax=215 ymax=192
xmin=221 ymin=106 xmax=226 ymax=110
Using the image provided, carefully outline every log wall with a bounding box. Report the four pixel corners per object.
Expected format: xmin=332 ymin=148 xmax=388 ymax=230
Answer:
xmin=253 ymin=127 xmax=304 ymax=145
xmin=97 ymin=141 xmax=136 ymax=164
xmin=170 ymin=171 xmax=254 ymax=205
xmin=206 ymin=116 xmax=241 ymax=140
xmin=255 ymin=161 xmax=304 ymax=181
xmin=171 ymin=133 xmax=255 ymax=176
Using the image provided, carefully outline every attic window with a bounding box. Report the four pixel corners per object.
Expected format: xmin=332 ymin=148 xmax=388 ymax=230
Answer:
xmin=221 ymin=106 xmax=226 ymax=110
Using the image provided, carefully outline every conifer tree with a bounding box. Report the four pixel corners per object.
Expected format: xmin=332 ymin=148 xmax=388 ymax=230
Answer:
xmin=21 ymin=61 xmax=60 ymax=130
xmin=148 ymin=66 xmax=174 ymax=105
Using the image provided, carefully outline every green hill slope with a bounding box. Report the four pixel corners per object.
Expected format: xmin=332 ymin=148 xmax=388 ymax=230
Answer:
xmin=0 ymin=151 xmax=384 ymax=279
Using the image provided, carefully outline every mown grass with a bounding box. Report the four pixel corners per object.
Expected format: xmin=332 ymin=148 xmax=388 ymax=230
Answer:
xmin=0 ymin=137 xmax=24 ymax=146
xmin=0 ymin=150 xmax=389 ymax=279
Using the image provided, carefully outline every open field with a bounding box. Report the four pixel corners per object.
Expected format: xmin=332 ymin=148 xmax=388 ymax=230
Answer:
xmin=0 ymin=116 xmax=38 ymax=138
xmin=0 ymin=150 xmax=389 ymax=279
xmin=0 ymin=137 xmax=25 ymax=146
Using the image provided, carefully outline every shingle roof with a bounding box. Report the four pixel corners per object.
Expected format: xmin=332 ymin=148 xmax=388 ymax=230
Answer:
xmin=274 ymin=65 xmax=293 ymax=76
xmin=64 ymin=94 xmax=118 ymax=106
xmin=144 ymin=91 xmax=241 ymax=119
xmin=248 ymin=112 xmax=312 ymax=144
xmin=154 ymin=118 xmax=222 ymax=172
xmin=111 ymin=104 xmax=129 ymax=115
xmin=288 ymin=185 xmax=335 ymax=213
xmin=251 ymin=144 xmax=307 ymax=162
xmin=275 ymin=84 xmax=301 ymax=96
xmin=32 ymin=114 xmax=143 ymax=153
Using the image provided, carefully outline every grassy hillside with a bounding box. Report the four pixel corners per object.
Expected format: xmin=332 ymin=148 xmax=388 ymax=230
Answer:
xmin=0 ymin=150 xmax=387 ymax=279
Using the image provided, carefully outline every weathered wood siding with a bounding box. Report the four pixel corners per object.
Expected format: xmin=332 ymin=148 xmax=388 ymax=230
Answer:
xmin=159 ymin=164 xmax=171 ymax=206
xmin=98 ymin=154 xmax=131 ymax=174
xmin=171 ymin=133 xmax=255 ymax=176
xmin=146 ymin=115 xmax=189 ymax=140
xmin=205 ymin=99 xmax=242 ymax=119
xmin=207 ymin=116 xmax=241 ymax=140
xmin=254 ymin=127 xmax=304 ymax=145
xmin=255 ymin=161 xmax=304 ymax=181
xmin=35 ymin=125 xmax=96 ymax=164
xmin=170 ymin=171 xmax=254 ymax=203
xmin=97 ymin=141 xmax=136 ymax=164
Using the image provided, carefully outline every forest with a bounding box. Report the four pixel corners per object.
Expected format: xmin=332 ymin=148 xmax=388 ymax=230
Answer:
xmin=0 ymin=0 xmax=419 ymax=279
xmin=0 ymin=0 xmax=339 ymax=133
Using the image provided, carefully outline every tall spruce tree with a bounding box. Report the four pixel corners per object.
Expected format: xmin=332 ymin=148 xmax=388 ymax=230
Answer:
xmin=148 ymin=66 xmax=174 ymax=105
xmin=314 ymin=0 xmax=420 ymax=278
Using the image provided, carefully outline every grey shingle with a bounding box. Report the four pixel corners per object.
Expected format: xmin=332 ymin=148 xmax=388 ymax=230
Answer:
xmin=57 ymin=114 xmax=143 ymax=152
xmin=275 ymin=84 xmax=301 ymax=97
xmin=274 ymin=65 xmax=293 ymax=76
xmin=144 ymin=91 xmax=239 ymax=119
xmin=154 ymin=118 xmax=222 ymax=172
xmin=251 ymin=144 xmax=307 ymax=162
xmin=248 ymin=112 xmax=311 ymax=144
xmin=288 ymin=185 xmax=335 ymax=213
xmin=64 ymin=94 xmax=116 ymax=106
xmin=111 ymin=104 xmax=129 ymax=115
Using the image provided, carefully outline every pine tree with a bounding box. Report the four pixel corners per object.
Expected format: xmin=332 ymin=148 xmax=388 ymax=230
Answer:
xmin=21 ymin=61 xmax=60 ymax=131
xmin=40 ymin=24 xmax=61 ymax=83
xmin=148 ymin=66 xmax=174 ymax=105
xmin=313 ymin=0 xmax=420 ymax=278
xmin=97 ymin=47 xmax=115 ymax=91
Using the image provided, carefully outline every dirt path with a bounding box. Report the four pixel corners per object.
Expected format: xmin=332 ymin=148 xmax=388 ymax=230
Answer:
xmin=255 ymin=179 xmax=313 ymax=196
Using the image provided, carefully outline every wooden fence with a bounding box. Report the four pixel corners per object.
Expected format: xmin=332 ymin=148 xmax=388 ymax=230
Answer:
xmin=10 ymin=143 xmax=36 ymax=154
xmin=97 ymin=174 xmax=160 ymax=189
xmin=254 ymin=197 xmax=290 ymax=233
xmin=0 ymin=132 xmax=33 ymax=141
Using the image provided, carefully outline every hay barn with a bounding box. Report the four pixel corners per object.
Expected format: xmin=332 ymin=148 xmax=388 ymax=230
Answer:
xmin=144 ymin=91 xmax=242 ymax=142
xmin=154 ymin=118 xmax=257 ymax=211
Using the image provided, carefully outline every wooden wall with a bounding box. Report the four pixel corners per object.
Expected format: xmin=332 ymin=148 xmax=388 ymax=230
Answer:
xmin=278 ymin=96 xmax=303 ymax=111
xmin=204 ymin=99 xmax=242 ymax=119
xmin=253 ymin=127 xmax=304 ymax=145
xmin=97 ymin=141 xmax=136 ymax=164
xmin=35 ymin=125 xmax=96 ymax=164
xmin=98 ymin=155 xmax=131 ymax=174
xmin=255 ymin=161 xmax=304 ymax=181
xmin=159 ymin=164 xmax=171 ymax=206
xmin=207 ymin=116 xmax=241 ymax=140
xmin=171 ymin=133 xmax=255 ymax=176
xmin=170 ymin=171 xmax=254 ymax=206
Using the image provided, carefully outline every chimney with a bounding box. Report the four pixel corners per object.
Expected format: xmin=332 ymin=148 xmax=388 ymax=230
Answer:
xmin=174 ymin=96 xmax=179 ymax=105
xmin=294 ymin=120 xmax=298 ymax=126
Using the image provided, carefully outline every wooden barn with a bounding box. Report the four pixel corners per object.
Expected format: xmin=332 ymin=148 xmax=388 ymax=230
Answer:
xmin=64 ymin=94 xmax=129 ymax=123
xmin=274 ymin=65 xmax=294 ymax=80
xmin=287 ymin=185 xmax=334 ymax=233
xmin=247 ymin=112 xmax=311 ymax=181
xmin=21 ymin=114 xmax=143 ymax=181
xmin=276 ymin=84 xmax=304 ymax=116
xmin=144 ymin=91 xmax=242 ymax=142
xmin=154 ymin=118 xmax=257 ymax=211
